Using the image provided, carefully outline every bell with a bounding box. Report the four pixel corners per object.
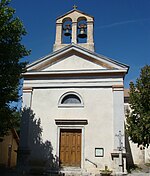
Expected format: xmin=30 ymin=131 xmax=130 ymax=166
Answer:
xmin=64 ymin=28 xmax=71 ymax=36
xmin=78 ymin=28 xmax=87 ymax=38
xmin=64 ymin=24 xmax=71 ymax=36
xmin=78 ymin=24 xmax=87 ymax=38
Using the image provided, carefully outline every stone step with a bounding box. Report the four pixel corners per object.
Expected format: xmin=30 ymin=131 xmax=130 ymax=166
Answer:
xmin=59 ymin=168 xmax=91 ymax=176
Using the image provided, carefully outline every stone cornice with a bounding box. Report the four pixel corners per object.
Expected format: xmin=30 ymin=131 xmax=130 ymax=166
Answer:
xmin=23 ymin=69 xmax=127 ymax=79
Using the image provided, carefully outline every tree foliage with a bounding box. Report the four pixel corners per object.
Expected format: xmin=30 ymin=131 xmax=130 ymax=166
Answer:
xmin=126 ymin=65 xmax=150 ymax=148
xmin=0 ymin=0 xmax=30 ymax=136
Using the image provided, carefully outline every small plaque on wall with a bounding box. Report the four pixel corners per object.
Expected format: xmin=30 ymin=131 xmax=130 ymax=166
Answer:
xmin=95 ymin=148 xmax=104 ymax=157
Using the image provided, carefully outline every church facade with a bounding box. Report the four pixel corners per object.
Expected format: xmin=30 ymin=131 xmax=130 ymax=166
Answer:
xmin=21 ymin=7 xmax=130 ymax=175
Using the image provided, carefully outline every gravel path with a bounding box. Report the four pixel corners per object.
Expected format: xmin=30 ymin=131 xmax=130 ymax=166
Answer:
xmin=128 ymin=172 xmax=150 ymax=176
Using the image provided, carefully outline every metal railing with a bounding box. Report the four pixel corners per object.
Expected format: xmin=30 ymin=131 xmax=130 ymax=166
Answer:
xmin=85 ymin=158 xmax=97 ymax=168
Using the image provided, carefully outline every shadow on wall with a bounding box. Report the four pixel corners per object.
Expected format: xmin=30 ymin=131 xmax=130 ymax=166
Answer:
xmin=18 ymin=107 xmax=59 ymax=175
xmin=125 ymin=132 xmax=135 ymax=171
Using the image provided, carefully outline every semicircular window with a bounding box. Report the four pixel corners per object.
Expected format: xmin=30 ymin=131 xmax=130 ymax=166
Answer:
xmin=61 ymin=94 xmax=81 ymax=104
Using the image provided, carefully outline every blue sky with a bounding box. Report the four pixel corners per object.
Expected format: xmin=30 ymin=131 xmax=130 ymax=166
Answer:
xmin=11 ymin=0 xmax=150 ymax=88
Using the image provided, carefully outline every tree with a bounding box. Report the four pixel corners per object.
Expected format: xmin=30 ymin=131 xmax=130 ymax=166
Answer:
xmin=126 ymin=65 xmax=150 ymax=148
xmin=0 ymin=0 xmax=30 ymax=137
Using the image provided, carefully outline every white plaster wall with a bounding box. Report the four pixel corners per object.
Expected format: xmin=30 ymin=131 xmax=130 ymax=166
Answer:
xmin=124 ymin=103 xmax=150 ymax=165
xmin=129 ymin=142 xmax=145 ymax=164
xmin=29 ymin=87 xmax=114 ymax=169
xmin=128 ymin=141 xmax=150 ymax=164
xmin=145 ymin=147 xmax=150 ymax=163
xmin=43 ymin=55 xmax=104 ymax=71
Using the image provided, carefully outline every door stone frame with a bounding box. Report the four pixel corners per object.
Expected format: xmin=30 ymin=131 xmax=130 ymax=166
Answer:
xmin=56 ymin=125 xmax=85 ymax=169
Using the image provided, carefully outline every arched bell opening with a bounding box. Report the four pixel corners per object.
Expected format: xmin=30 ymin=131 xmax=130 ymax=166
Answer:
xmin=62 ymin=18 xmax=72 ymax=44
xmin=77 ymin=17 xmax=87 ymax=43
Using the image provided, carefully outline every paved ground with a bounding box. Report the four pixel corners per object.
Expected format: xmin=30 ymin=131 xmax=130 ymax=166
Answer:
xmin=0 ymin=172 xmax=150 ymax=176
xmin=128 ymin=173 xmax=150 ymax=176
xmin=0 ymin=168 xmax=149 ymax=176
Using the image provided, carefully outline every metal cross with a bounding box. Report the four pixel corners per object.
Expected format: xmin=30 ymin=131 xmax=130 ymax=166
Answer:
xmin=115 ymin=130 xmax=124 ymax=151
xmin=73 ymin=5 xmax=77 ymax=9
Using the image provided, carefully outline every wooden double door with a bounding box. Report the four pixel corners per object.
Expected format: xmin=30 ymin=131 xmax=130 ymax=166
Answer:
xmin=59 ymin=129 xmax=82 ymax=167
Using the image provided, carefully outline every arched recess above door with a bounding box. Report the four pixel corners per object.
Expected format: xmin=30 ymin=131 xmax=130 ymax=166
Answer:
xmin=58 ymin=91 xmax=84 ymax=108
